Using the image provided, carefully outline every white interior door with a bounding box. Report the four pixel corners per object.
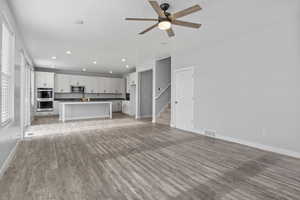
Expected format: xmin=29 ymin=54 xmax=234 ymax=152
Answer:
xmin=174 ymin=67 xmax=194 ymax=131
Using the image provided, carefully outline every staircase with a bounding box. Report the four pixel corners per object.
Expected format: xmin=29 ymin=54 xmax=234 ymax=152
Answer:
xmin=156 ymin=103 xmax=171 ymax=125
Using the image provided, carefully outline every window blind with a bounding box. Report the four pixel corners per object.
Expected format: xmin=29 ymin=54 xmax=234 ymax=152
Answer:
xmin=1 ymin=22 xmax=13 ymax=125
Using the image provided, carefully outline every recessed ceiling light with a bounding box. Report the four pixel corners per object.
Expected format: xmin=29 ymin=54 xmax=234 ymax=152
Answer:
xmin=109 ymin=70 xmax=113 ymax=74
xmin=121 ymin=58 xmax=126 ymax=62
xmin=126 ymin=65 xmax=129 ymax=68
xmin=82 ymin=68 xmax=87 ymax=72
xmin=66 ymin=51 xmax=72 ymax=55
xmin=93 ymin=61 xmax=97 ymax=64
xmin=51 ymin=56 xmax=57 ymax=60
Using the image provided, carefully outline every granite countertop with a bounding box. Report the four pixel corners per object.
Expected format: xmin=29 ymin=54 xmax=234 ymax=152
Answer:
xmin=54 ymin=98 xmax=125 ymax=102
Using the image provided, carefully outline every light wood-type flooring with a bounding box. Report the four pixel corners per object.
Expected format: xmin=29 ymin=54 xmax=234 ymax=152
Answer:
xmin=1 ymin=120 xmax=300 ymax=199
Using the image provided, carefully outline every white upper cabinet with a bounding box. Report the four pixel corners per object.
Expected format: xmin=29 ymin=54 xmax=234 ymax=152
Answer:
xmin=96 ymin=77 xmax=105 ymax=93
xmin=55 ymin=74 xmax=71 ymax=93
xmin=85 ymin=77 xmax=97 ymax=93
xmin=110 ymin=78 xmax=119 ymax=94
xmin=53 ymin=73 xmax=125 ymax=94
xmin=35 ymin=72 xmax=54 ymax=88
xmin=126 ymin=72 xmax=136 ymax=93
xmin=70 ymin=75 xmax=87 ymax=86
xmin=118 ymin=78 xmax=125 ymax=94
xmin=129 ymin=72 xmax=137 ymax=85
xmin=103 ymin=77 xmax=113 ymax=93
xmin=109 ymin=78 xmax=124 ymax=94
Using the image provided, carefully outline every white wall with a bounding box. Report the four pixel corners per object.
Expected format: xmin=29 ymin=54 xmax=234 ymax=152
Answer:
xmin=0 ymin=0 xmax=32 ymax=171
xmin=171 ymin=5 xmax=300 ymax=156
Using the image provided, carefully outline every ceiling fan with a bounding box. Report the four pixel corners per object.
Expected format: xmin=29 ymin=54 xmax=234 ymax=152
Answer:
xmin=125 ymin=1 xmax=202 ymax=37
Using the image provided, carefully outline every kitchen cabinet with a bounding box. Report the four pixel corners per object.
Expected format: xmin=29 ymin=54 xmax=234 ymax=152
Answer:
xmin=54 ymin=74 xmax=125 ymax=94
xmin=122 ymin=101 xmax=130 ymax=115
xmin=126 ymin=72 xmax=137 ymax=93
xmin=55 ymin=74 xmax=71 ymax=93
xmin=129 ymin=72 xmax=137 ymax=85
xmin=112 ymin=100 xmax=122 ymax=112
xmin=70 ymin=75 xmax=87 ymax=86
xmin=96 ymin=77 xmax=105 ymax=93
xmin=126 ymin=77 xmax=130 ymax=93
xmin=35 ymin=72 xmax=54 ymax=88
xmin=53 ymin=101 xmax=59 ymax=115
xmin=110 ymin=78 xmax=123 ymax=94
xmin=102 ymin=77 xmax=113 ymax=93
xmin=119 ymin=78 xmax=125 ymax=94
xmin=85 ymin=77 xmax=97 ymax=93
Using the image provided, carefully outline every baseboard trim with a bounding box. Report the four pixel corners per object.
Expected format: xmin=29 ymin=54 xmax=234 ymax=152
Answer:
xmin=139 ymin=115 xmax=152 ymax=119
xmin=192 ymin=129 xmax=300 ymax=159
xmin=0 ymin=140 xmax=19 ymax=179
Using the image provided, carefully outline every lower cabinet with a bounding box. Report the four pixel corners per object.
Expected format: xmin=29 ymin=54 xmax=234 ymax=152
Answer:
xmin=112 ymin=101 xmax=122 ymax=112
xmin=122 ymin=101 xmax=130 ymax=115
xmin=53 ymin=101 xmax=60 ymax=115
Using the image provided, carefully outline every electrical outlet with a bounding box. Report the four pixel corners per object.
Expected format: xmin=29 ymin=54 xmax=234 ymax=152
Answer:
xmin=204 ymin=130 xmax=216 ymax=138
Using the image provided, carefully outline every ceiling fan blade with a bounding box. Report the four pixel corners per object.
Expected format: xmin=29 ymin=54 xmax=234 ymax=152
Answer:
xmin=148 ymin=1 xmax=165 ymax=18
xmin=172 ymin=20 xmax=201 ymax=29
xmin=173 ymin=5 xmax=202 ymax=19
xmin=166 ymin=28 xmax=175 ymax=37
xmin=139 ymin=23 xmax=159 ymax=35
xmin=125 ymin=18 xmax=158 ymax=22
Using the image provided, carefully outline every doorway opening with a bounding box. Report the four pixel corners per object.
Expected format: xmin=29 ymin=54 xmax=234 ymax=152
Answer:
xmin=138 ymin=69 xmax=153 ymax=119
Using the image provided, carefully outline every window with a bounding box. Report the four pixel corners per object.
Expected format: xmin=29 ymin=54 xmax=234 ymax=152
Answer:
xmin=1 ymin=21 xmax=14 ymax=126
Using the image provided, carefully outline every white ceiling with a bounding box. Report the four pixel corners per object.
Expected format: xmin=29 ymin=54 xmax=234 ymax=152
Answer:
xmin=9 ymin=0 xmax=299 ymax=74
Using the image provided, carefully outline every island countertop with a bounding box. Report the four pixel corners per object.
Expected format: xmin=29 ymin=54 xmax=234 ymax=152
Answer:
xmin=55 ymin=98 xmax=125 ymax=102
xmin=59 ymin=101 xmax=112 ymax=105
xmin=59 ymin=101 xmax=112 ymax=122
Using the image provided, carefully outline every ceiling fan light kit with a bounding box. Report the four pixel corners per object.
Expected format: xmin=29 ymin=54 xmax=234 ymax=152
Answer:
xmin=125 ymin=1 xmax=202 ymax=37
xmin=158 ymin=21 xmax=171 ymax=30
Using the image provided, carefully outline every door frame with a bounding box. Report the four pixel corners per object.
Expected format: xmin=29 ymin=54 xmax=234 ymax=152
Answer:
xmin=173 ymin=66 xmax=195 ymax=132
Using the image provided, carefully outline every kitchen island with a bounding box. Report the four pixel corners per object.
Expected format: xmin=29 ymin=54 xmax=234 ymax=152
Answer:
xmin=59 ymin=101 xmax=112 ymax=122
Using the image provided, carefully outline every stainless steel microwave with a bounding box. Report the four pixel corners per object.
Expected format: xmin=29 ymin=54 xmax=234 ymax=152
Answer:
xmin=71 ymin=86 xmax=85 ymax=93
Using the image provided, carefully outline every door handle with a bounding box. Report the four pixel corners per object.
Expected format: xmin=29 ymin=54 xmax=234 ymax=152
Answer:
xmin=175 ymin=101 xmax=178 ymax=104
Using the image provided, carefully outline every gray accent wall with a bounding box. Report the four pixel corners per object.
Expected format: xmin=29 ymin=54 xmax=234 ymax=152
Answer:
xmin=155 ymin=57 xmax=171 ymax=97
xmin=140 ymin=70 xmax=153 ymax=117
xmin=155 ymin=57 xmax=171 ymax=116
